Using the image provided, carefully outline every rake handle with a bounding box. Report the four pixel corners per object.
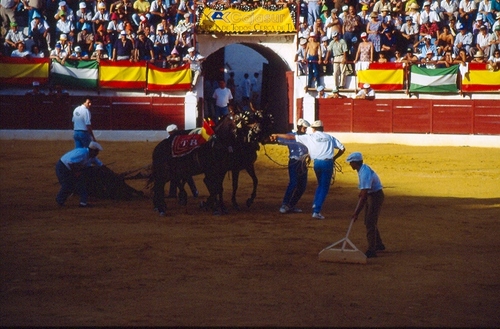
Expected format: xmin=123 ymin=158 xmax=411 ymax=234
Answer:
xmin=341 ymin=217 xmax=356 ymax=252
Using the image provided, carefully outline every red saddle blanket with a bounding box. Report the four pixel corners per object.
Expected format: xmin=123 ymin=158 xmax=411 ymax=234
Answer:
xmin=171 ymin=134 xmax=207 ymax=157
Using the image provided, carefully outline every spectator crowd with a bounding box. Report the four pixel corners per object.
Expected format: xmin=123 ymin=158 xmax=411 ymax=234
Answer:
xmin=295 ymin=0 xmax=500 ymax=89
xmin=0 ymin=0 xmax=210 ymax=70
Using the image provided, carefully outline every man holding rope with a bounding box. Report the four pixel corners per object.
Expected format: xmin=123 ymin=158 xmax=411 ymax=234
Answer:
xmin=271 ymin=120 xmax=345 ymax=219
xmin=274 ymin=118 xmax=311 ymax=214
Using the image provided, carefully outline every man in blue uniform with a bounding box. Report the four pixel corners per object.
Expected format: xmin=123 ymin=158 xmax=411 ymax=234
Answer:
xmin=275 ymin=118 xmax=311 ymax=214
xmin=55 ymin=141 xmax=103 ymax=207
xmin=272 ymin=120 xmax=345 ymax=219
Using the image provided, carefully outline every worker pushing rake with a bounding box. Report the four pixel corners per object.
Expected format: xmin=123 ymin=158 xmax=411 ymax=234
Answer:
xmin=319 ymin=152 xmax=386 ymax=264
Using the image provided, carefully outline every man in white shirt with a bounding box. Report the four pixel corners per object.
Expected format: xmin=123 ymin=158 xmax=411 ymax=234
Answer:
xmin=355 ymin=83 xmax=376 ymax=99
xmin=72 ymin=98 xmax=97 ymax=148
xmin=10 ymin=42 xmax=30 ymax=57
xmin=212 ymin=80 xmax=233 ymax=122
xmin=183 ymin=47 xmax=205 ymax=90
xmin=271 ymin=120 xmax=346 ymax=219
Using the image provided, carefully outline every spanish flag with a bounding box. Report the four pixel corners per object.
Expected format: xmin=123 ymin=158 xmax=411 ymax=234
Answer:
xmin=99 ymin=60 xmax=147 ymax=89
xmin=357 ymin=63 xmax=404 ymax=90
xmin=147 ymin=63 xmax=192 ymax=91
xmin=201 ymin=119 xmax=215 ymax=141
xmin=0 ymin=57 xmax=49 ymax=86
xmin=461 ymin=63 xmax=500 ymax=92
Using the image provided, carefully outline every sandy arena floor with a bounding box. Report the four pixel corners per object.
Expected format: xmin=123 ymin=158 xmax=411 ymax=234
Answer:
xmin=1 ymin=140 xmax=499 ymax=326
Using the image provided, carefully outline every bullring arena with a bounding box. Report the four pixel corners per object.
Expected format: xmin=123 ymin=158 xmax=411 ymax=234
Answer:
xmin=1 ymin=133 xmax=499 ymax=326
xmin=2 ymin=7 xmax=500 ymax=325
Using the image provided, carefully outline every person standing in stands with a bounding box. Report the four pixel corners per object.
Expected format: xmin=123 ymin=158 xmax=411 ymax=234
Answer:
xmin=73 ymin=97 xmax=97 ymax=148
xmin=326 ymin=30 xmax=348 ymax=90
xmin=305 ymin=32 xmax=323 ymax=89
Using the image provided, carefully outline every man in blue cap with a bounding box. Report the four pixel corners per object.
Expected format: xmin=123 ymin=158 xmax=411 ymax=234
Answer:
xmin=346 ymin=152 xmax=385 ymax=258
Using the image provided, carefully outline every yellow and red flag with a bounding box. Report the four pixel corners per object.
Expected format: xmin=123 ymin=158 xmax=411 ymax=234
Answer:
xmin=461 ymin=63 xmax=500 ymax=92
xmin=147 ymin=63 xmax=191 ymax=91
xmin=99 ymin=60 xmax=146 ymax=89
xmin=357 ymin=63 xmax=404 ymax=90
xmin=201 ymin=119 xmax=215 ymax=141
xmin=0 ymin=57 xmax=49 ymax=85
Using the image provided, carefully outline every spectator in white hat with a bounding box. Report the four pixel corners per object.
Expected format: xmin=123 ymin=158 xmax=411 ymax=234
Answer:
xmin=91 ymin=43 xmax=107 ymax=61
xmin=346 ymin=151 xmax=385 ymax=258
xmin=69 ymin=45 xmax=89 ymax=60
xmin=54 ymin=1 xmax=74 ymax=22
xmin=271 ymin=120 xmax=346 ymax=219
xmin=184 ymin=47 xmax=205 ymax=90
xmin=355 ymin=83 xmax=376 ymax=99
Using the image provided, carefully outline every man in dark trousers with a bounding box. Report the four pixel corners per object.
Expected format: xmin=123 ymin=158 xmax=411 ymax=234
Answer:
xmin=55 ymin=141 xmax=103 ymax=207
xmin=346 ymin=152 xmax=385 ymax=258
xmin=275 ymin=118 xmax=310 ymax=214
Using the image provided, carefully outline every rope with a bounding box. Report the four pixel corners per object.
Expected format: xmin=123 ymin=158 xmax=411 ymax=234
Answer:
xmin=263 ymin=144 xmax=343 ymax=186
xmin=262 ymin=144 xmax=289 ymax=168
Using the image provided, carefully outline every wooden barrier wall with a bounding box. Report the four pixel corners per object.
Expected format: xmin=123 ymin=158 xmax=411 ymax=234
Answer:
xmin=0 ymin=95 xmax=186 ymax=131
xmin=317 ymin=99 xmax=500 ymax=135
xmin=1 ymin=95 xmax=499 ymax=135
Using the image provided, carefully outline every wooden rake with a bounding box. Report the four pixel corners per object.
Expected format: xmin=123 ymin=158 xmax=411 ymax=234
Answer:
xmin=318 ymin=217 xmax=367 ymax=264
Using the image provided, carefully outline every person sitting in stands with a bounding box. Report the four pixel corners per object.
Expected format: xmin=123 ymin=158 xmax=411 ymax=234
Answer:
xmin=487 ymin=49 xmax=500 ymax=70
xmin=436 ymin=25 xmax=455 ymax=56
xmin=30 ymin=44 xmax=45 ymax=58
xmin=400 ymin=16 xmax=419 ymax=48
xmin=91 ymin=43 xmax=108 ymax=61
xmin=420 ymin=49 xmax=438 ymax=68
xmin=112 ymin=30 xmax=134 ymax=61
xmin=11 ymin=42 xmax=31 ymax=58
xmin=328 ymin=88 xmax=348 ymax=98
xmin=453 ymin=24 xmax=473 ymax=56
xmin=30 ymin=12 xmax=51 ymax=52
xmin=50 ymin=43 xmax=69 ymax=64
xmin=76 ymin=23 xmax=95 ymax=54
xmin=471 ymin=50 xmax=487 ymax=62
xmin=437 ymin=50 xmax=455 ymax=66
xmin=134 ymin=30 xmax=155 ymax=62
xmin=69 ymin=45 xmax=89 ymax=60
xmin=4 ymin=22 xmax=26 ymax=56
xmin=402 ymin=47 xmax=419 ymax=63
xmin=415 ymin=34 xmax=438 ymax=59
xmin=355 ymin=83 xmax=376 ymax=99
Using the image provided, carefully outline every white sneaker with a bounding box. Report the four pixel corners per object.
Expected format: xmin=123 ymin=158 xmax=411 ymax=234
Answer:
xmin=312 ymin=212 xmax=325 ymax=219
xmin=279 ymin=205 xmax=290 ymax=214
xmin=290 ymin=207 xmax=302 ymax=213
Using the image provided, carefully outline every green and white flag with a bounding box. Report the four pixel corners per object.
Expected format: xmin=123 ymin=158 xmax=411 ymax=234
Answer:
xmin=409 ymin=65 xmax=459 ymax=93
xmin=50 ymin=59 xmax=98 ymax=89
